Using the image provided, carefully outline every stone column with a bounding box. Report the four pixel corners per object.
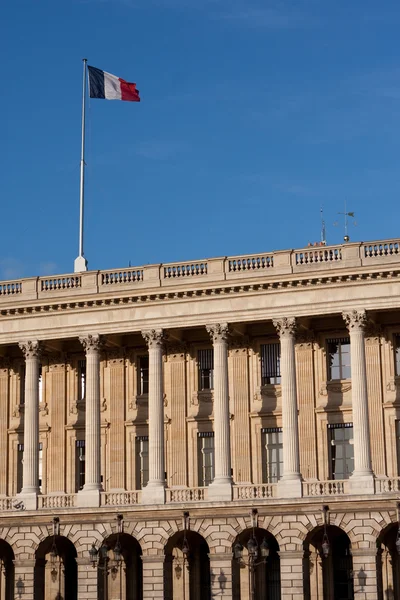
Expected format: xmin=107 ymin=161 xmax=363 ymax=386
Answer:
xmin=343 ymin=310 xmax=374 ymax=494
xmin=77 ymin=334 xmax=103 ymax=507
xmin=142 ymin=555 xmax=165 ymax=599
xmin=279 ymin=551 xmax=304 ymax=600
xmin=273 ymin=318 xmax=302 ymax=498
xmin=209 ymin=553 xmax=232 ymax=600
xmin=18 ymin=340 xmax=41 ymax=509
xmin=206 ymin=323 xmax=232 ymax=501
xmin=352 ymin=548 xmax=378 ymax=600
xmin=141 ymin=329 xmax=166 ymax=504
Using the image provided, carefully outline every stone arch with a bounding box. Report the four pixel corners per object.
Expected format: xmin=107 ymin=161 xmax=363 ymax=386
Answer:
xmin=97 ymin=532 xmax=143 ymax=600
xmin=232 ymin=527 xmax=280 ymax=600
xmin=303 ymin=524 xmax=353 ymax=600
xmin=69 ymin=524 xmax=110 ymax=558
xmin=0 ymin=538 xmax=15 ymax=600
xmin=164 ymin=529 xmax=211 ymax=600
xmin=329 ymin=511 xmax=386 ymax=550
xmin=34 ymin=535 xmax=78 ymax=600
xmin=376 ymin=520 xmax=400 ymax=600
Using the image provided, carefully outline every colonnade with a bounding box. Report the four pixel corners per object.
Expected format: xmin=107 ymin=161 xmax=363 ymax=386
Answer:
xmin=16 ymin=310 xmax=375 ymax=507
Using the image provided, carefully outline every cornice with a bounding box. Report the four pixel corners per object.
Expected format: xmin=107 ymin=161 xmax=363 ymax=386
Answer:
xmin=0 ymin=267 xmax=399 ymax=322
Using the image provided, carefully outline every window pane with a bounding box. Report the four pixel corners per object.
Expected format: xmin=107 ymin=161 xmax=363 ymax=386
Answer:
xmin=198 ymin=350 xmax=214 ymax=390
xmin=395 ymin=336 xmax=400 ymax=376
xmin=261 ymin=344 xmax=281 ymax=385
xmin=330 ymin=425 xmax=354 ymax=480
xmin=139 ymin=356 xmax=149 ymax=395
xmin=198 ymin=433 xmax=215 ymax=486
xmin=328 ymin=338 xmax=351 ymax=380
xmin=262 ymin=428 xmax=283 ymax=483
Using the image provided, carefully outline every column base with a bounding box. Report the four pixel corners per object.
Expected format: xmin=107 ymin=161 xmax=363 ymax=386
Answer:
xmin=208 ymin=479 xmax=232 ymax=502
xmin=15 ymin=492 xmax=38 ymax=510
xmin=348 ymin=473 xmax=375 ymax=495
xmin=141 ymin=483 xmax=165 ymax=505
xmin=76 ymin=489 xmax=101 ymax=507
xmin=277 ymin=477 xmax=302 ymax=499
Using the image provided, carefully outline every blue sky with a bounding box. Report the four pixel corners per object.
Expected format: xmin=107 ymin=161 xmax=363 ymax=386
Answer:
xmin=1 ymin=0 xmax=400 ymax=279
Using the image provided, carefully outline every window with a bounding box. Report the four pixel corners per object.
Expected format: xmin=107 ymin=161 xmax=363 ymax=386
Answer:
xmin=198 ymin=349 xmax=214 ymax=390
xmin=262 ymin=428 xmax=283 ymax=483
xmin=38 ymin=442 xmax=43 ymax=491
xmin=261 ymin=343 xmax=281 ymax=385
xmin=329 ymin=424 xmax=354 ymax=480
xmin=17 ymin=443 xmax=23 ymax=493
xmin=136 ymin=436 xmax=149 ymax=489
xmin=327 ymin=337 xmax=351 ymax=380
xmin=78 ymin=359 xmax=86 ymax=401
xmin=138 ymin=356 xmax=149 ymax=395
xmin=198 ymin=432 xmax=215 ymax=486
xmin=396 ymin=421 xmax=400 ymax=475
xmin=38 ymin=365 xmax=43 ymax=403
xmin=19 ymin=365 xmax=25 ymax=405
xmin=76 ymin=440 xmax=85 ymax=491
xmin=395 ymin=335 xmax=400 ymax=376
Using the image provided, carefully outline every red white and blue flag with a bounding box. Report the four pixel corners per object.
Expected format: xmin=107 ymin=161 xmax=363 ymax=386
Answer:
xmin=88 ymin=66 xmax=140 ymax=102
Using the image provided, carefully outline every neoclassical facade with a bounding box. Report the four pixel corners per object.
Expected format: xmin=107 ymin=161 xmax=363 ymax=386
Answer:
xmin=0 ymin=239 xmax=400 ymax=599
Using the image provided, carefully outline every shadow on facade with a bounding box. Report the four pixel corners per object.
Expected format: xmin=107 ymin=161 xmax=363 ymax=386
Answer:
xmin=377 ymin=523 xmax=400 ymax=600
xmin=0 ymin=539 xmax=14 ymax=600
xmin=232 ymin=528 xmax=281 ymax=600
xmin=34 ymin=535 xmax=77 ymax=600
xmin=164 ymin=530 xmax=211 ymax=600
xmin=98 ymin=533 xmax=142 ymax=600
xmin=303 ymin=525 xmax=353 ymax=600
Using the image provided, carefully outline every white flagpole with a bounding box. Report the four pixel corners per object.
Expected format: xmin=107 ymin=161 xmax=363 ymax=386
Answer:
xmin=74 ymin=58 xmax=89 ymax=273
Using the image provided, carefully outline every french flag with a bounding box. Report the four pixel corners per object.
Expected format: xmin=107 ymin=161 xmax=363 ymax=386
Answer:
xmin=88 ymin=66 xmax=140 ymax=102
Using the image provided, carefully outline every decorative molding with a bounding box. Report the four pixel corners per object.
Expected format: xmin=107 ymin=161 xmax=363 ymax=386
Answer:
xmin=79 ymin=334 xmax=102 ymax=354
xmin=166 ymin=343 xmax=187 ymax=360
xmin=320 ymin=381 xmax=352 ymax=395
xmin=273 ymin=317 xmax=297 ymax=338
xmin=18 ymin=340 xmax=42 ymax=359
xmin=141 ymin=329 xmax=165 ymax=349
xmin=206 ymin=323 xmax=230 ymax=344
xmin=260 ymin=385 xmax=282 ymax=398
xmin=342 ymin=309 xmax=368 ymax=332
xmin=191 ymin=390 xmax=213 ymax=405
xmin=39 ymin=402 xmax=49 ymax=416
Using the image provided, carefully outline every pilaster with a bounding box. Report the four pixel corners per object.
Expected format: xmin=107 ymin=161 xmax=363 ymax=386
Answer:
xmin=142 ymin=555 xmax=165 ymax=599
xmin=209 ymin=553 xmax=232 ymax=600
xmin=76 ymin=557 xmax=97 ymax=600
xmin=47 ymin=358 xmax=66 ymax=493
xmin=166 ymin=345 xmax=188 ymax=487
xmin=352 ymin=548 xmax=378 ymax=600
xmin=279 ymin=551 xmax=304 ymax=600
xmin=206 ymin=323 xmax=232 ymax=501
xmin=0 ymin=359 xmax=10 ymax=495
xmin=295 ymin=334 xmax=318 ymax=480
xmin=229 ymin=343 xmax=251 ymax=483
xmin=108 ymin=351 xmax=126 ymax=491
xmin=13 ymin=559 xmax=35 ymax=600
xmin=365 ymin=331 xmax=386 ymax=477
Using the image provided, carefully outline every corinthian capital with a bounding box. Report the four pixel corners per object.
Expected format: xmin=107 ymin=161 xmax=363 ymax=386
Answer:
xmin=79 ymin=334 xmax=102 ymax=354
xmin=342 ymin=310 xmax=367 ymax=332
xmin=19 ymin=340 xmax=42 ymax=359
xmin=142 ymin=329 xmax=165 ymax=349
xmin=273 ymin=317 xmax=297 ymax=338
xmin=206 ymin=323 xmax=230 ymax=344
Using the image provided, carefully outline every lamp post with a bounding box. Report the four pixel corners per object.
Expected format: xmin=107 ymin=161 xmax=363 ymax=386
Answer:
xmin=233 ymin=532 xmax=269 ymax=600
xmin=49 ymin=517 xmax=60 ymax=584
xmin=321 ymin=505 xmax=330 ymax=559
xmin=89 ymin=515 xmax=123 ymax=600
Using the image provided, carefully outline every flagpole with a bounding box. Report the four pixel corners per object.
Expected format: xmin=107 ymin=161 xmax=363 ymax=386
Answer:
xmin=74 ymin=58 xmax=89 ymax=273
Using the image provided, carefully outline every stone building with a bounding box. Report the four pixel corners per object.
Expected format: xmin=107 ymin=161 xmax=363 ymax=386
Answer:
xmin=0 ymin=238 xmax=400 ymax=599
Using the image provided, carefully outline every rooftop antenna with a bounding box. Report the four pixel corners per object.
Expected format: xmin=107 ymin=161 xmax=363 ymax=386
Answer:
xmin=320 ymin=206 xmax=327 ymax=245
xmin=337 ymin=201 xmax=356 ymax=242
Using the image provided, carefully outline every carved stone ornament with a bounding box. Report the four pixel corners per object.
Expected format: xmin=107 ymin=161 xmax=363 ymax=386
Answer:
xmin=12 ymin=404 xmax=24 ymax=418
xmin=206 ymin=323 xmax=230 ymax=343
xmin=342 ymin=310 xmax=368 ymax=332
xmin=18 ymin=340 xmax=42 ymax=359
xmin=273 ymin=317 xmax=297 ymax=338
xmin=296 ymin=330 xmax=315 ymax=348
xmin=100 ymin=398 xmax=107 ymax=412
xmin=141 ymin=329 xmax=165 ymax=349
xmin=39 ymin=402 xmax=49 ymax=416
xmin=79 ymin=334 xmax=102 ymax=354
xmin=261 ymin=385 xmax=282 ymax=398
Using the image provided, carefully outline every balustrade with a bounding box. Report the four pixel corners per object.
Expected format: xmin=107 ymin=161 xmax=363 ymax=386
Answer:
xmin=163 ymin=262 xmax=207 ymax=278
xmin=302 ymin=480 xmax=348 ymax=496
xmin=100 ymin=491 xmax=141 ymax=506
xmin=101 ymin=269 xmax=143 ymax=285
xmin=166 ymin=487 xmax=207 ymax=502
xmin=232 ymin=484 xmax=276 ymax=499
xmin=40 ymin=276 xmax=81 ymax=291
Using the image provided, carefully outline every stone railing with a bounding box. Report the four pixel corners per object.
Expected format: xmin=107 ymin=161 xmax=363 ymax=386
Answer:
xmin=375 ymin=478 xmax=400 ymax=493
xmin=38 ymin=494 xmax=77 ymax=509
xmin=232 ymin=484 xmax=277 ymax=500
xmin=166 ymin=487 xmax=208 ymax=502
xmin=302 ymin=480 xmax=348 ymax=496
xmin=100 ymin=491 xmax=142 ymax=506
xmin=0 ymin=497 xmax=17 ymax=510
xmin=1 ymin=238 xmax=400 ymax=303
